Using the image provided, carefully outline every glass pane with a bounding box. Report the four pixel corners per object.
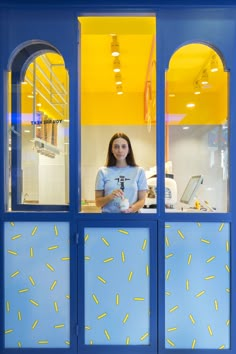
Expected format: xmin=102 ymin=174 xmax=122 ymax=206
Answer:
xmin=79 ymin=16 xmax=156 ymax=214
xmin=84 ymin=227 xmax=150 ymax=344
xmin=165 ymin=44 xmax=228 ymax=213
xmin=8 ymin=52 xmax=69 ymax=209
xmin=4 ymin=222 xmax=70 ymax=348
xmin=165 ymin=222 xmax=230 ymax=349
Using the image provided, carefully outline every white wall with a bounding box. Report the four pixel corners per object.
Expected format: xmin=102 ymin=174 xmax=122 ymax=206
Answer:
xmin=81 ymin=125 xmax=156 ymax=201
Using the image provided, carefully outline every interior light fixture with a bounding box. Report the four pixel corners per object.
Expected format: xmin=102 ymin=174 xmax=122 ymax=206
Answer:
xmin=201 ymin=69 xmax=208 ymax=85
xmin=115 ymin=74 xmax=122 ymax=85
xmin=210 ymin=54 xmax=219 ymax=72
xmin=186 ymin=103 xmax=195 ymax=108
xmin=194 ymin=80 xmax=201 ymax=95
xmin=111 ymin=35 xmax=120 ymax=57
xmin=113 ymin=58 xmax=121 ymax=73
xmin=116 ymin=85 xmax=123 ymax=95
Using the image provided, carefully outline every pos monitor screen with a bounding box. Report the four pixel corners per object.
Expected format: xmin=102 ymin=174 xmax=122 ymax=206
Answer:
xmin=180 ymin=175 xmax=204 ymax=205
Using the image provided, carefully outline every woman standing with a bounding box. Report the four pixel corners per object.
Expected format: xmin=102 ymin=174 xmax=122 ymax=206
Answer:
xmin=95 ymin=132 xmax=147 ymax=213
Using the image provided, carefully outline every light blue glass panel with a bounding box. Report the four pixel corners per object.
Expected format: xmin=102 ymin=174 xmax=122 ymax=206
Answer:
xmin=165 ymin=222 xmax=230 ymax=349
xmin=4 ymin=222 xmax=70 ymax=348
xmin=84 ymin=227 xmax=150 ymax=345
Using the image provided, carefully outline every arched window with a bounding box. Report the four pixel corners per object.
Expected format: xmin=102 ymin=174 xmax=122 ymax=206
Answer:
xmin=8 ymin=41 xmax=69 ymax=211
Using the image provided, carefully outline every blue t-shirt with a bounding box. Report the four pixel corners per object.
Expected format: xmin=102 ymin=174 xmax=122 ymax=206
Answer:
xmin=95 ymin=166 xmax=148 ymax=213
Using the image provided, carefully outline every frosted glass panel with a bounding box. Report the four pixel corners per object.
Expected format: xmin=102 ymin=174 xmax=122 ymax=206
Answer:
xmin=4 ymin=222 xmax=70 ymax=348
xmin=165 ymin=222 xmax=230 ymax=349
xmin=84 ymin=227 xmax=150 ymax=345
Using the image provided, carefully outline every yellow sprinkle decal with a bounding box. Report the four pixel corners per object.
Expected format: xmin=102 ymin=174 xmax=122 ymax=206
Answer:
xmin=165 ymin=291 xmax=171 ymax=296
xmin=167 ymin=327 xmax=177 ymax=331
xmin=30 ymin=247 xmax=34 ymax=257
xmin=61 ymin=257 xmax=70 ymax=261
xmin=118 ymin=229 xmax=128 ymax=234
xmin=65 ymin=340 xmax=70 ymax=345
xmin=214 ymin=300 xmax=218 ymax=311
xmin=142 ymin=239 xmax=147 ymax=250
xmin=187 ymin=254 xmax=192 ymax=264
xmin=226 ymin=288 xmax=230 ymax=293
xmin=104 ymin=329 xmax=110 ymax=340
xmin=48 ymin=245 xmax=59 ymax=250
xmin=97 ymin=313 xmax=107 ymax=319
xmin=38 ymin=341 xmax=48 ymax=344
xmin=166 ymin=269 xmax=171 ymax=280
xmin=18 ymin=311 xmax=22 ymax=320
xmin=146 ymin=265 xmax=149 ymax=277
xmin=5 ymin=329 xmax=13 ymax=334
xmin=206 ymin=256 xmax=216 ymax=263
xmin=84 ymin=234 xmax=89 ymax=242
xmin=226 ymin=240 xmax=229 ymax=252
xmin=208 ymin=325 xmax=213 ymax=336
xmin=29 ymin=299 xmax=39 ymax=306
xmin=189 ymin=314 xmax=195 ymax=324
xmin=126 ymin=337 xmax=130 ymax=345
xmin=177 ymin=230 xmax=185 ymax=239
xmin=166 ymin=338 xmax=175 ymax=347
xmin=18 ymin=341 xmax=22 ymax=347
xmin=46 ymin=263 xmax=55 ymax=272
xmin=32 ymin=320 xmax=39 ymax=329
xmin=121 ymin=251 xmax=125 ymax=263
xmin=165 ymin=224 xmax=171 ymax=228
xmin=54 ymin=225 xmax=58 ymax=236
xmin=116 ymin=294 xmax=119 ymax=305
xmin=54 ymin=324 xmax=65 ymax=328
xmin=201 ymin=239 xmax=210 ymax=244
xmin=85 ymin=256 xmax=91 ymax=260
xmin=97 ymin=276 xmax=107 ymax=284
xmin=197 ymin=222 xmax=201 ymax=227
xmin=195 ymin=290 xmax=205 ymax=297
xmin=101 ymin=237 xmax=109 ymax=246
xmin=31 ymin=226 xmax=38 ymax=236
xmin=103 ymin=257 xmax=114 ymax=263
xmin=219 ymin=345 xmax=225 ymax=349
xmin=226 ymin=319 xmax=230 ymax=326
xmin=133 ymin=297 xmax=144 ymax=301
xmin=85 ymin=326 xmax=91 ymax=330
xmin=11 ymin=271 xmax=20 ymax=278
xmin=128 ymin=271 xmax=133 ymax=281
xmin=165 ymin=236 xmax=170 ymax=247
xmin=186 ymin=279 xmax=189 ymax=291
xmin=165 ymin=253 xmax=174 ymax=259
xmin=54 ymin=302 xmax=59 ymax=312
xmin=122 ymin=313 xmax=129 ymax=323
xmin=7 ymin=250 xmax=17 ymax=256
xmin=218 ymin=223 xmax=224 ymax=231
xmin=92 ymin=294 xmax=99 ymax=304
xmin=11 ymin=234 xmax=22 ymax=240
xmin=225 ymin=264 xmax=230 ymax=272
xmin=29 ymin=275 xmax=36 ymax=285
xmin=10 ymin=222 xmax=15 ymax=226
xmin=169 ymin=305 xmax=179 ymax=312
xmin=50 ymin=280 xmax=57 ymax=290
xmin=140 ymin=332 xmax=149 ymax=341
xmin=18 ymin=288 xmax=29 ymax=293
xmin=6 ymin=301 xmax=10 ymax=312
xmin=204 ymin=275 xmax=215 ymax=280
xmin=192 ymin=339 xmax=196 ymax=348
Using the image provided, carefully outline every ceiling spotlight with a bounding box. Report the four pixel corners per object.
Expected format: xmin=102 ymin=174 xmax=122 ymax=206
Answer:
xmin=115 ymin=74 xmax=122 ymax=85
xmin=111 ymin=35 xmax=120 ymax=57
xmin=113 ymin=58 xmax=121 ymax=73
xmin=210 ymin=54 xmax=219 ymax=73
xmin=194 ymin=80 xmax=201 ymax=95
xmin=201 ymin=69 xmax=208 ymax=85
xmin=116 ymin=85 xmax=123 ymax=95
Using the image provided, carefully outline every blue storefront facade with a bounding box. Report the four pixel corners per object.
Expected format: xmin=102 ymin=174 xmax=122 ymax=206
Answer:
xmin=0 ymin=1 xmax=236 ymax=353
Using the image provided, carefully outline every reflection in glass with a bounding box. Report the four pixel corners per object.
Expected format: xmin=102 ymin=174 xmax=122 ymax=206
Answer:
xmin=8 ymin=52 xmax=69 ymax=209
xmin=165 ymin=44 xmax=228 ymax=212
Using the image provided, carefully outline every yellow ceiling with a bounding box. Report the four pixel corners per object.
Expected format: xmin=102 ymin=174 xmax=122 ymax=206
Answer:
xmin=78 ymin=16 xmax=156 ymax=94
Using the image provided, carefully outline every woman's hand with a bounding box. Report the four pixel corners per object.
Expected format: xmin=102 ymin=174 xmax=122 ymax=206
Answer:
xmin=111 ymin=189 xmax=124 ymax=199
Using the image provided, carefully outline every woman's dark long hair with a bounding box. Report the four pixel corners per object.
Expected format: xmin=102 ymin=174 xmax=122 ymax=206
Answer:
xmin=105 ymin=132 xmax=138 ymax=167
